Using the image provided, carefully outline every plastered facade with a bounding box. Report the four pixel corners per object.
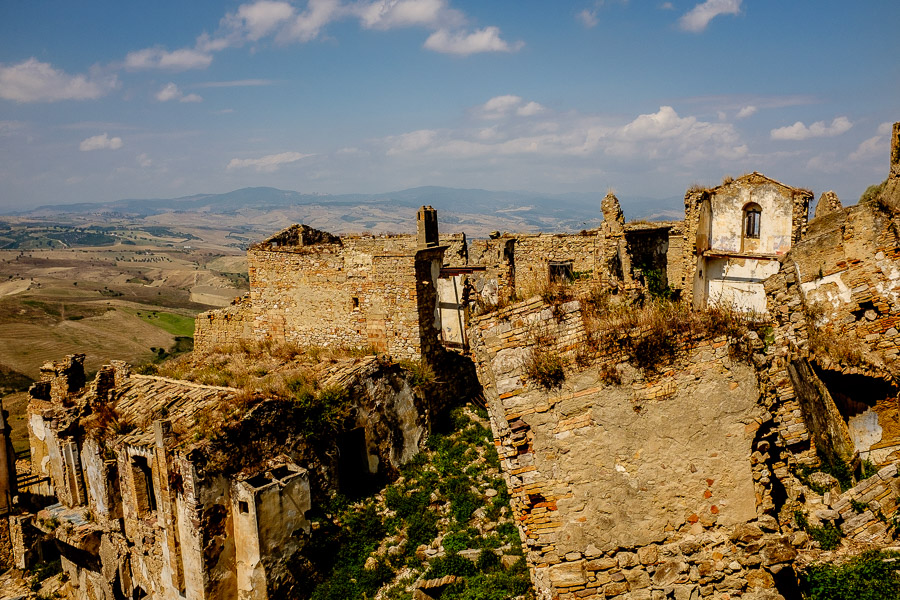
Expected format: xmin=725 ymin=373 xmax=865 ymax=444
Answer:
xmin=683 ymin=173 xmax=812 ymax=312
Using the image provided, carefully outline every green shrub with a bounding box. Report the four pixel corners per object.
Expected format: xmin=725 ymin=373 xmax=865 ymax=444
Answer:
xmin=795 ymin=510 xmax=843 ymax=551
xmin=801 ymin=550 xmax=900 ymax=600
xmin=861 ymin=459 xmax=879 ymax=480
xmin=425 ymin=553 xmax=478 ymax=579
xmin=406 ymin=510 xmax=439 ymax=550
xmin=860 ymin=180 xmax=887 ymax=205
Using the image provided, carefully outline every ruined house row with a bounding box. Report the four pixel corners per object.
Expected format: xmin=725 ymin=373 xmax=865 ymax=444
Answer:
xmin=194 ymin=171 xmax=816 ymax=362
xmin=8 ymin=123 xmax=899 ymax=600
xmin=13 ymin=351 xmax=440 ymax=600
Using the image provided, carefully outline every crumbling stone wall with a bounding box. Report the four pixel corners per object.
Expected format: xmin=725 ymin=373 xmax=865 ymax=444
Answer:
xmin=468 ymin=298 xmax=793 ymax=599
xmin=468 ymin=292 xmax=900 ymax=600
xmin=20 ymin=352 xmax=450 ymax=600
xmin=469 ymin=221 xmax=680 ymax=304
xmin=764 ymin=201 xmax=900 ymax=465
xmin=195 ymin=227 xmax=456 ymax=360
xmin=882 ymin=122 xmax=900 ymax=211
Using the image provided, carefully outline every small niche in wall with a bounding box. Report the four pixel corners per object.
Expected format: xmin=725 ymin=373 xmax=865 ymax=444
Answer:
xmin=238 ymin=500 xmax=249 ymax=514
xmin=352 ymin=296 xmax=360 ymax=310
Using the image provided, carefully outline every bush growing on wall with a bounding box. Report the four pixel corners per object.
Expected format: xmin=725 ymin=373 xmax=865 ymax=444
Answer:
xmin=800 ymin=550 xmax=900 ymax=599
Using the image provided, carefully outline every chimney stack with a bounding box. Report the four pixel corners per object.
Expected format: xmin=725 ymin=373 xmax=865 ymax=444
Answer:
xmin=417 ymin=206 xmax=439 ymax=248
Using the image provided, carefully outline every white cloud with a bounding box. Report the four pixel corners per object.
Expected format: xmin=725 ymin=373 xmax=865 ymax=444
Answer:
xmin=386 ymin=130 xmax=437 ymax=155
xmin=357 ymin=0 xmax=463 ymax=30
xmin=518 ymin=101 xmax=545 ymax=117
xmin=195 ymin=79 xmax=274 ymax=88
xmin=660 ymin=2 xmax=675 ymax=9
xmin=279 ymin=0 xmax=344 ymax=43
xmin=155 ymin=83 xmax=204 ymax=103
xmin=477 ymin=95 xmax=546 ymax=119
xmin=770 ymin=116 xmax=853 ymax=141
xmin=382 ymin=102 xmax=746 ymax=167
xmin=137 ymin=153 xmax=153 ymax=168
xmin=0 ymin=58 xmax=117 ymax=102
xmin=137 ymin=1 xmax=517 ymax=64
xmin=79 ymin=133 xmax=123 ymax=151
xmin=235 ymin=1 xmax=295 ymax=40
xmin=735 ymin=105 xmax=757 ymax=119
xmin=678 ymin=0 xmax=742 ymax=33
xmin=424 ymin=27 xmax=523 ymax=55
xmin=124 ymin=47 xmax=213 ymax=71
xmin=155 ymin=83 xmax=180 ymax=102
xmin=0 ymin=121 xmax=26 ymax=136
xmin=480 ymin=95 xmax=522 ymax=118
xmin=226 ymin=151 xmax=312 ymax=172
xmin=849 ymin=122 xmax=893 ymax=161
xmin=578 ymin=8 xmax=599 ymax=28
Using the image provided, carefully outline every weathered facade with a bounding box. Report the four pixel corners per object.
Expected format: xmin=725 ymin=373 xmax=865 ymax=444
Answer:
xmin=468 ymin=193 xmax=683 ymax=305
xmin=682 ymin=174 xmax=812 ymax=313
xmin=468 ymin=293 xmax=900 ymax=600
xmin=195 ymin=206 xmax=463 ymax=360
xmin=17 ymin=353 xmax=438 ymax=600
xmin=196 ymin=199 xmax=683 ymax=360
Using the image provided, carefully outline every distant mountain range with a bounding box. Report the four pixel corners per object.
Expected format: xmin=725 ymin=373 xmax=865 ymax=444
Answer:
xmin=9 ymin=186 xmax=685 ymax=237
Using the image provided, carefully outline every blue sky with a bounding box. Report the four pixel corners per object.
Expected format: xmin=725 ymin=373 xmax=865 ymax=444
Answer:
xmin=0 ymin=0 xmax=897 ymax=211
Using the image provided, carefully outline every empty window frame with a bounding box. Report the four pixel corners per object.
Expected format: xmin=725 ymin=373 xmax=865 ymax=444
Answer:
xmin=131 ymin=455 xmax=157 ymax=515
xmin=548 ymin=260 xmax=574 ymax=284
xmin=743 ymin=203 xmax=761 ymax=239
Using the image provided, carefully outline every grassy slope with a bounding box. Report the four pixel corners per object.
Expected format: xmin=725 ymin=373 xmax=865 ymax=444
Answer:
xmin=129 ymin=308 xmax=196 ymax=337
xmin=305 ymin=405 xmax=533 ymax=600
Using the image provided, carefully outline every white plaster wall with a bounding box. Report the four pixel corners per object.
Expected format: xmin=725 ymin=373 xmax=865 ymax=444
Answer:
xmin=848 ymin=409 xmax=883 ymax=454
xmin=431 ymin=258 xmax=442 ymax=333
xmin=710 ymin=184 xmax=793 ymax=254
xmin=437 ymin=275 xmax=465 ymax=346
xmin=800 ymin=271 xmax=853 ymax=312
xmin=233 ymin=484 xmax=265 ymax=600
xmin=81 ymin=438 xmax=109 ymax=518
xmin=706 ymin=257 xmax=780 ymax=313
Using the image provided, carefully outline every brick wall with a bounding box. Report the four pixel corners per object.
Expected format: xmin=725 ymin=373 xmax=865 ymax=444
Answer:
xmin=195 ymin=231 xmax=452 ymax=360
xmin=468 ymin=293 xmax=900 ymax=600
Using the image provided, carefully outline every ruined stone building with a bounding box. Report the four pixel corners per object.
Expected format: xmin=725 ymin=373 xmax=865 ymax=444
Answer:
xmin=195 ymin=206 xmax=468 ymax=359
xmin=194 ymin=193 xmax=690 ymax=363
xmin=10 ymin=126 xmax=900 ymax=600
xmin=682 ymin=173 xmax=812 ymax=312
xmin=195 ymin=197 xmax=681 ymax=359
xmin=467 ymin=192 xmax=682 ymax=305
xmin=15 ymin=352 xmax=442 ymax=600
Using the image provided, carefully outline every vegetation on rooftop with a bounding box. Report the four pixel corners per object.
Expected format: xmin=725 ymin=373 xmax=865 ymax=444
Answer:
xmin=580 ymin=291 xmax=755 ymax=373
xmin=860 ymin=179 xmax=887 ymax=205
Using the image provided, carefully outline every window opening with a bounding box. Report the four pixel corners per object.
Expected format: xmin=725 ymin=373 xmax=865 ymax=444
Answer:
xmin=238 ymin=500 xmax=249 ymax=514
xmin=548 ymin=260 xmax=574 ymax=284
xmin=743 ymin=204 xmax=761 ymax=239
xmin=131 ymin=455 xmax=157 ymax=514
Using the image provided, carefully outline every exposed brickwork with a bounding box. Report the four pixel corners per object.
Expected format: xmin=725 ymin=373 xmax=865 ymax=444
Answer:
xmin=195 ymin=225 xmax=463 ymax=360
xmin=468 ymin=291 xmax=900 ymax=600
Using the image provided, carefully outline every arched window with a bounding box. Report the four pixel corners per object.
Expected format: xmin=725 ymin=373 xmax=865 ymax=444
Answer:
xmin=743 ymin=203 xmax=761 ymax=239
